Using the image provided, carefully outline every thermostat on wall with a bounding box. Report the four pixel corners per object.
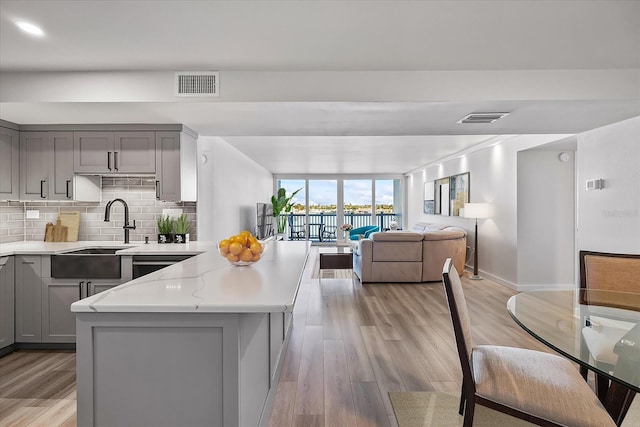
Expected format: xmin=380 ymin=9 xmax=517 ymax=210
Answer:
xmin=586 ymin=179 xmax=604 ymax=191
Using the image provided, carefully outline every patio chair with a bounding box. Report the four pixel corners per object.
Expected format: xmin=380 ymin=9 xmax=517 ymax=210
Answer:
xmin=349 ymin=225 xmax=379 ymax=241
xmin=441 ymin=258 xmax=615 ymax=427
xmin=288 ymin=215 xmax=305 ymax=240
xmin=320 ymin=225 xmax=336 ymax=242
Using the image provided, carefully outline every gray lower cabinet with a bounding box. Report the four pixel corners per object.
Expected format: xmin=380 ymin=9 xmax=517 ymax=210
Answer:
xmin=42 ymin=279 xmax=80 ymax=343
xmin=0 ymin=257 xmax=15 ymax=349
xmin=88 ymin=281 xmax=118 ymax=296
xmin=76 ymin=310 xmax=291 ymax=427
xmin=43 ymin=279 xmax=119 ymax=343
xmin=0 ymin=126 xmax=20 ymax=200
xmin=16 ymin=254 xmax=120 ymax=344
xmin=15 ymin=256 xmax=43 ymax=342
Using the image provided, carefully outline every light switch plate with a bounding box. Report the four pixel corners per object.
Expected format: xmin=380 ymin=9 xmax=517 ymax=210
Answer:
xmin=26 ymin=210 xmax=40 ymax=219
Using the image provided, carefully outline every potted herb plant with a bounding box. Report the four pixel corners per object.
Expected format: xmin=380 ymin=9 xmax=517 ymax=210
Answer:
xmin=271 ymin=187 xmax=302 ymax=235
xmin=157 ymin=215 xmax=175 ymax=243
xmin=174 ymin=214 xmax=190 ymax=243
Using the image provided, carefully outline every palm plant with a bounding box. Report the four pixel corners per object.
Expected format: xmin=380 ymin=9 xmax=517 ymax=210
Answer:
xmin=271 ymin=187 xmax=302 ymax=234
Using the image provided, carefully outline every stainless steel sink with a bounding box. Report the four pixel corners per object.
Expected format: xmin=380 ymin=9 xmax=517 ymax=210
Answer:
xmin=51 ymin=247 xmax=129 ymax=279
xmin=61 ymin=247 xmax=128 ymax=255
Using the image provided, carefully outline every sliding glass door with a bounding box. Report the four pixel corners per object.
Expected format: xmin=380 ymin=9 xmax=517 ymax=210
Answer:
xmin=343 ymin=180 xmax=372 ymax=230
xmin=308 ymin=180 xmax=337 ymax=241
xmin=275 ymin=179 xmax=306 ymax=239
xmin=274 ymin=176 xmax=404 ymax=242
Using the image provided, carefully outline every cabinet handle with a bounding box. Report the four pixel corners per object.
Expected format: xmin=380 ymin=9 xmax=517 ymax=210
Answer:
xmin=114 ymin=152 xmax=119 ymax=171
xmin=87 ymin=281 xmax=92 ymax=297
xmin=66 ymin=180 xmax=71 ymax=198
xmin=79 ymin=281 xmax=84 ymax=300
xmin=107 ymin=152 xmax=112 ymax=170
xmin=155 ymin=180 xmax=160 ymax=199
xmin=40 ymin=180 xmax=46 ymax=198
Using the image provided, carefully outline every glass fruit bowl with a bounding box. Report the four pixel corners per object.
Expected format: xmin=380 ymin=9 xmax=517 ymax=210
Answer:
xmin=218 ymin=233 xmax=267 ymax=266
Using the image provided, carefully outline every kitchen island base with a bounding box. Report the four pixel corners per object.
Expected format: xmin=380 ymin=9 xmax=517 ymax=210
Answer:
xmin=76 ymin=310 xmax=292 ymax=427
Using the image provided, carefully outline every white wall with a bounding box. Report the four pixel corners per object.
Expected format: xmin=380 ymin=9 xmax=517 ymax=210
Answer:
xmin=406 ymin=134 xmax=571 ymax=288
xmin=577 ymin=116 xmax=640 ymax=253
xmin=517 ymin=150 xmax=575 ymax=288
xmin=197 ymin=137 xmax=273 ymax=243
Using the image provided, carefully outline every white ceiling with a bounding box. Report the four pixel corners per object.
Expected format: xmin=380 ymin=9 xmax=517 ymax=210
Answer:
xmin=1 ymin=1 xmax=639 ymax=174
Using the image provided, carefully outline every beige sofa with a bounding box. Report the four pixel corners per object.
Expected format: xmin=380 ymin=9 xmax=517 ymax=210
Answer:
xmin=352 ymin=222 xmax=467 ymax=283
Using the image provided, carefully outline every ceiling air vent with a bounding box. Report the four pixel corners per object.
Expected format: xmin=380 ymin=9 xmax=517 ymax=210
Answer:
xmin=175 ymin=71 xmax=219 ymax=97
xmin=457 ymin=112 xmax=509 ymax=124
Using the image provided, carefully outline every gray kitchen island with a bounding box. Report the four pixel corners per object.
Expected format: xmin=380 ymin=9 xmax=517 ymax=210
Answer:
xmin=71 ymin=240 xmax=310 ymax=427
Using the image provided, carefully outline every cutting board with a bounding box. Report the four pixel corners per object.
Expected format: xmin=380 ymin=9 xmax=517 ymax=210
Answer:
xmin=58 ymin=211 xmax=80 ymax=242
xmin=44 ymin=219 xmax=68 ymax=242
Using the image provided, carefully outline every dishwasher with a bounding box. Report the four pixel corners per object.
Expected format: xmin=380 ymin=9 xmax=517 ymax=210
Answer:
xmin=131 ymin=254 xmax=195 ymax=279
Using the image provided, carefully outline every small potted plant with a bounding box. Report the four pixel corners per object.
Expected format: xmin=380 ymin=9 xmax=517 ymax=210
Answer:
xmin=157 ymin=215 xmax=174 ymax=243
xmin=174 ymin=214 xmax=190 ymax=243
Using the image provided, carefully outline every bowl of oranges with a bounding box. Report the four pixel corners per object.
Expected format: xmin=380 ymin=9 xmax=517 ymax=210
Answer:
xmin=218 ymin=231 xmax=265 ymax=266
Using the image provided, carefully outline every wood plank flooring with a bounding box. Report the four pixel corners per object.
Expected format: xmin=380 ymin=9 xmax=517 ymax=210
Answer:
xmin=1 ymin=247 xmax=551 ymax=426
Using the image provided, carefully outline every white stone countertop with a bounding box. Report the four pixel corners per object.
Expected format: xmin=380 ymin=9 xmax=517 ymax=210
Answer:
xmin=0 ymin=240 xmax=216 ymax=257
xmin=70 ymin=240 xmax=310 ymax=314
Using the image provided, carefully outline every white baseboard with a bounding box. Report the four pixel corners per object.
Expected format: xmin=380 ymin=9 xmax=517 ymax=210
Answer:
xmin=463 ymin=264 xmax=575 ymax=291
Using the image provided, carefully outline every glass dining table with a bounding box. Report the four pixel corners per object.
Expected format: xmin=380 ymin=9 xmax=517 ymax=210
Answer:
xmin=507 ymin=289 xmax=640 ymax=426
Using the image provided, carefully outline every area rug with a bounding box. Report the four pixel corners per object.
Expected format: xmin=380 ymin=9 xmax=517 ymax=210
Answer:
xmin=389 ymin=392 xmax=640 ymax=427
xmin=310 ymin=257 xmax=354 ymax=280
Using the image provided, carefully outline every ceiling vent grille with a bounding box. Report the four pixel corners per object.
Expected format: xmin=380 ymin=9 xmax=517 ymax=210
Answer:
xmin=175 ymin=71 xmax=219 ymax=97
xmin=457 ymin=112 xmax=509 ymax=124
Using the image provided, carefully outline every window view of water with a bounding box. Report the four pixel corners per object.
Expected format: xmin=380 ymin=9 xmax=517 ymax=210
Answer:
xmin=276 ymin=178 xmax=403 ymax=241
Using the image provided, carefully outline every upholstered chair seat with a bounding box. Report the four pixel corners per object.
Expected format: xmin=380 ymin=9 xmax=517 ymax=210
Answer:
xmin=472 ymin=345 xmax=615 ymax=427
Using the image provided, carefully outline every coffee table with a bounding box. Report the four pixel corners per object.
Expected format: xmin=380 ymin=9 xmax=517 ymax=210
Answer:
xmin=318 ymin=247 xmax=353 ymax=279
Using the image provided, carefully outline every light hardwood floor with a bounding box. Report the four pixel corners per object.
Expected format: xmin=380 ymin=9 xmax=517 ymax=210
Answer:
xmin=1 ymin=248 xmax=550 ymax=427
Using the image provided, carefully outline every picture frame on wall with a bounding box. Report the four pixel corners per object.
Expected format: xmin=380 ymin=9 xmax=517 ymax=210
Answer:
xmin=423 ymin=181 xmax=435 ymax=214
xmin=449 ymin=172 xmax=470 ymax=216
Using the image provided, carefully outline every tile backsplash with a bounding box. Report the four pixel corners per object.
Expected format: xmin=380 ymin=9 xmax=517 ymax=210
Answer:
xmin=0 ymin=177 xmax=197 ymax=244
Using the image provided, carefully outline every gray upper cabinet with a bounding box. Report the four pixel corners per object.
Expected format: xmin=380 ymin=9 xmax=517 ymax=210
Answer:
xmin=0 ymin=257 xmax=15 ymax=350
xmin=20 ymin=131 xmax=74 ymax=200
xmin=74 ymin=131 xmax=155 ymax=174
xmin=114 ymin=132 xmax=156 ymax=173
xmin=155 ymin=131 xmax=197 ymax=202
xmin=73 ymin=131 xmax=115 ymax=173
xmin=0 ymin=126 xmax=20 ymax=200
xmin=51 ymin=133 xmax=75 ymax=200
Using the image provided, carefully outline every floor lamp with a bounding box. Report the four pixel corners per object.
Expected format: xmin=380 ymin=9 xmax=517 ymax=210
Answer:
xmin=463 ymin=203 xmax=490 ymax=280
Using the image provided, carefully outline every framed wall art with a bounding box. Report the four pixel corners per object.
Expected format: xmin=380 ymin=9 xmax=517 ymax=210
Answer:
xmin=449 ymin=172 xmax=470 ymax=216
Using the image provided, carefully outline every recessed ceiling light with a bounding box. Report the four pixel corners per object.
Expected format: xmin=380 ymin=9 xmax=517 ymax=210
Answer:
xmin=15 ymin=21 xmax=44 ymax=36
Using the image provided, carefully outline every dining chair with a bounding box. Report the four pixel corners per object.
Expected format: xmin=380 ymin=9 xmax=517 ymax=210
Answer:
xmin=578 ymin=251 xmax=640 ymax=396
xmin=441 ymin=258 xmax=615 ymax=427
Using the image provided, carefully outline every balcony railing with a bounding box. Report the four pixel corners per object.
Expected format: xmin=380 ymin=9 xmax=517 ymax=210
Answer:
xmin=285 ymin=212 xmax=401 ymax=241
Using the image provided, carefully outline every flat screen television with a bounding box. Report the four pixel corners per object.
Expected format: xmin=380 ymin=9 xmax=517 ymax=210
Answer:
xmin=256 ymin=203 xmax=274 ymax=240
